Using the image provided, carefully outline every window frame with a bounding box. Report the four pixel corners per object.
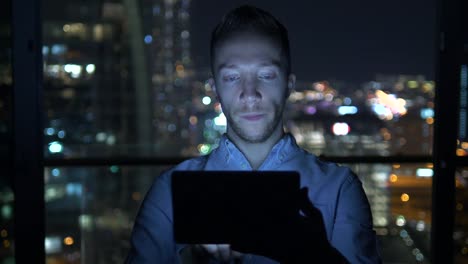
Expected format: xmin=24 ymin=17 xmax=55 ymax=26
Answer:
xmin=10 ymin=0 xmax=466 ymax=263
xmin=430 ymin=0 xmax=465 ymax=263
xmin=12 ymin=0 xmax=45 ymax=263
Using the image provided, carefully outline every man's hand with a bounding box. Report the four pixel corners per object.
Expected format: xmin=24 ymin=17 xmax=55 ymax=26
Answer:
xmin=230 ymin=188 xmax=348 ymax=263
xmin=197 ymin=244 xmax=243 ymax=262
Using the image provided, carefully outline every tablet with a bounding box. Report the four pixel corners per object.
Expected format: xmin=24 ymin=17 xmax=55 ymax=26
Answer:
xmin=171 ymin=170 xmax=300 ymax=244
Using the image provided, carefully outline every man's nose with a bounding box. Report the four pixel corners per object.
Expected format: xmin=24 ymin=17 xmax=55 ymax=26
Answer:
xmin=240 ymin=77 xmax=261 ymax=103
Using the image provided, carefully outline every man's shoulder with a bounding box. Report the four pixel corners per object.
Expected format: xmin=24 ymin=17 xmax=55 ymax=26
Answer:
xmin=159 ymin=155 xmax=209 ymax=179
xmin=296 ymin=150 xmax=356 ymax=184
xmin=151 ymin=156 xmax=210 ymax=192
xmin=174 ymin=155 xmax=209 ymax=170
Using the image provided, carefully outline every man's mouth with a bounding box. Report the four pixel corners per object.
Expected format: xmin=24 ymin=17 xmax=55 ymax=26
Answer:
xmin=240 ymin=113 xmax=265 ymax=121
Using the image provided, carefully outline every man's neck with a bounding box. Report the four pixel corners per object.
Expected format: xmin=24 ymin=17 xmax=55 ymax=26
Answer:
xmin=227 ymin=128 xmax=284 ymax=170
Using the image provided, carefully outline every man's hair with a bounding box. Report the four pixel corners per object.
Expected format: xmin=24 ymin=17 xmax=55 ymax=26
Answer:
xmin=210 ymin=5 xmax=291 ymax=75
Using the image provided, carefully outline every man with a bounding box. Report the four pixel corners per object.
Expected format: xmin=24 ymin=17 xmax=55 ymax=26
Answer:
xmin=126 ymin=5 xmax=381 ymax=263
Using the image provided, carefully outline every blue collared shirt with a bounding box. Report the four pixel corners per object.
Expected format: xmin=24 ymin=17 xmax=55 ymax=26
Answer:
xmin=126 ymin=134 xmax=381 ymax=263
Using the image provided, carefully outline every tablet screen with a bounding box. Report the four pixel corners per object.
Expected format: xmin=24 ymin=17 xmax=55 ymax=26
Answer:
xmin=171 ymin=170 xmax=300 ymax=244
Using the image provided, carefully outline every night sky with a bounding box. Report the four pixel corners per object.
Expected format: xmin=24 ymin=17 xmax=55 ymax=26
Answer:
xmin=190 ymin=0 xmax=437 ymax=83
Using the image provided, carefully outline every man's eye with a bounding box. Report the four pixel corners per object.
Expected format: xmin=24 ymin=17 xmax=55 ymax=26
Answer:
xmin=259 ymin=73 xmax=276 ymax=80
xmin=223 ymin=75 xmax=240 ymax=82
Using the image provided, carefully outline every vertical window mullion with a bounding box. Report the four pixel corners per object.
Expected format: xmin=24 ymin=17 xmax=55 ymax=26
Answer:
xmin=12 ymin=0 xmax=45 ymax=263
xmin=431 ymin=0 xmax=462 ymax=263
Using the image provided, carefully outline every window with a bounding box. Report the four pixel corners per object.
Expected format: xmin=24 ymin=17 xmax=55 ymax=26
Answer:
xmin=42 ymin=1 xmax=436 ymax=159
xmin=39 ymin=0 xmax=438 ymax=262
xmin=7 ymin=0 xmax=467 ymax=263
xmin=44 ymin=166 xmax=170 ymax=263
xmin=40 ymin=1 xmax=437 ymax=263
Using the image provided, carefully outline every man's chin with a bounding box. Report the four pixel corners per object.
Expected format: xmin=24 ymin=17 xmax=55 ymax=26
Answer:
xmin=237 ymin=131 xmax=270 ymax=143
xmin=229 ymin=119 xmax=277 ymax=143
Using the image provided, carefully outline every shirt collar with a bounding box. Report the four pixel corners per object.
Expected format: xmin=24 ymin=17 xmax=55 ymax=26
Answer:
xmin=213 ymin=133 xmax=299 ymax=170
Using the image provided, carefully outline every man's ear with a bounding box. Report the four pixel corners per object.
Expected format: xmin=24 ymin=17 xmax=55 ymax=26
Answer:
xmin=286 ymin=74 xmax=296 ymax=97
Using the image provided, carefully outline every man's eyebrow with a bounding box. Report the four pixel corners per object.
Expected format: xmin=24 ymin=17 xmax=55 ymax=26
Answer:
xmin=217 ymin=63 xmax=237 ymax=72
xmin=217 ymin=60 xmax=282 ymax=72
xmin=260 ymin=60 xmax=281 ymax=68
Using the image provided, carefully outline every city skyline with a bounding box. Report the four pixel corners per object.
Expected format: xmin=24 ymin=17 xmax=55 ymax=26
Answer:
xmin=38 ymin=0 xmax=440 ymax=159
xmin=2 ymin=1 xmax=467 ymax=264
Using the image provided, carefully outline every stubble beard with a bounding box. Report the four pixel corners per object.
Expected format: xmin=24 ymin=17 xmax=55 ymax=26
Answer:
xmin=225 ymin=101 xmax=285 ymax=144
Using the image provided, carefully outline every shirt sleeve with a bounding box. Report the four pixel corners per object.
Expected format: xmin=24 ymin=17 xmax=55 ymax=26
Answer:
xmin=330 ymin=171 xmax=382 ymax=264
xmin=125 ymin=173 xmax=183 ymax=263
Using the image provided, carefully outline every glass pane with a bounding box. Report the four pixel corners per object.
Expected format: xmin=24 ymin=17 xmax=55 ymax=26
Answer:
xmin=0 ymin=0 xmax=15 ymax=262
xmin=45 ymin=163 xmax=431 ymax=263
xmin=455 ymin=167 xmax=468 ymax=264
xmin=42 ymin=1 xmax=436 ymax=159
xmin=44 ymin=166 xmax=171 ymax=263
xmin=347 ymin=163 xmax=432 ymax=263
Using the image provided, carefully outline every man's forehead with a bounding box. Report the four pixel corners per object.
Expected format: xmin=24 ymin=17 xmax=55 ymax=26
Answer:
xmin=215 ymin=32 xmax=281 ymax=52
xmin=214 ymin=34 xmax=284 ymax=68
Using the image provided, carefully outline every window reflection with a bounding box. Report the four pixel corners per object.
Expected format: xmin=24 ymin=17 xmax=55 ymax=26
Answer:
xmin=41 ymin=1 xmax=438 ymax=263
xmin=287 ymin=76 xmax=435 ymax=156
xmin=44 ymin=164 xmax=431 ymax=263
xmin=42 ymin=0 xmax=435 ymax=158
xmin=348 ymin=163 xmax=431 ymax=263
xmin=45 ymin=166 xmax=170 ymax=263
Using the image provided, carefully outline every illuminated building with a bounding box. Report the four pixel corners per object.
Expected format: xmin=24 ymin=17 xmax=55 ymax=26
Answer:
xmin=147 ymin=0 xmax=194 ymax=155
xmin=363 ymin=74 xmax=435 ymax=155
xmin=43 ymin=0 xmax=129 ymax=157
xmin=42 ymin=1 xmax=135 ymax=263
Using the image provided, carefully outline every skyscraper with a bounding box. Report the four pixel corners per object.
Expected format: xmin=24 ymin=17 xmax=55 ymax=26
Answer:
xmin=147 ymin=0 xmax=193 ymax=156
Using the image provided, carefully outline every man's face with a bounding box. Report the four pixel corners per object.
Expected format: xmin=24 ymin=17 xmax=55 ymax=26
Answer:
xmin=211 ymin=32 xmax=295 ymax=143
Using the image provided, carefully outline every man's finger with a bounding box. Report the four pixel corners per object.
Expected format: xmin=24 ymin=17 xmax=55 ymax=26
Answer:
xmin=231 ymin=250 xmax=243 ymax=259
xmin=217 ymin=244 xmax=231 ymax=262
xmin=201 ymin=244 xmax=219 ymax=259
